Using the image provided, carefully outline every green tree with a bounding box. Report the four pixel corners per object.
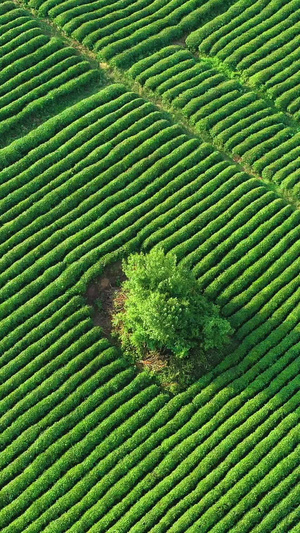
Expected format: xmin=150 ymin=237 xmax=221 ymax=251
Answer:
xmin=113 ymin=248 xmax=233 ymax=359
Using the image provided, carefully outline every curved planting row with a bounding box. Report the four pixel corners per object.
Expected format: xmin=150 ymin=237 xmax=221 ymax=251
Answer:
xmin=187 ymin=0 xmax=300 ymax=120
xmin=23 ymin=331 xmax=299 ymax=533
xmin=128 ymin=45 xmax=300 ymax=200
xmin=0 ymin=2 xmax=100 ymax=146
xmin=23 ymin=0 xmax=237 ymax=68
xmin=2 ymin=294 xmax=299 ymax=533
xmin=22 ymin=0 xmax=300 ymax=201
xmin=0 ymin=310 xmax=166 ymax=532
xmin=24 ymin=0 xmax=300 ymax=134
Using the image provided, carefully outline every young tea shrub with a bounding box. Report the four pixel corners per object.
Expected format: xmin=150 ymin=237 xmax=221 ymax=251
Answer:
xmin=112 ymin=247 xmax=233 ymax=361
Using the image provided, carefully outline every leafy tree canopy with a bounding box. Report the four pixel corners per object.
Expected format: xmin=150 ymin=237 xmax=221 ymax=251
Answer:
xmin=113 ymin=248 xmax=233 ymax=360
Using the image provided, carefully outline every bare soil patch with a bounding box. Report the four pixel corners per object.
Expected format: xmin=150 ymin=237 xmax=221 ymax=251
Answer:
xmin=85 ymin=261 xmax=126 ymax=342
xmin=172 ymin=31 xmax=190 ymax=48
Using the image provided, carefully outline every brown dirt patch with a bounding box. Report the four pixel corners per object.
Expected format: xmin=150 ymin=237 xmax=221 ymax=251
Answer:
xmin=85 ymin=261 xmax=126 ymax=342
xmin=172 ymin=37 xmax=187 ymax=47
xmin=172 ymin=31 xmax=190 ymax=48
xmin=136 ymin=350 xmax=170 ymax=374
xmin=99 ymin=62 xmax=111 ymax=70
xmin=232 ymin=154 xmax=243 ymax=164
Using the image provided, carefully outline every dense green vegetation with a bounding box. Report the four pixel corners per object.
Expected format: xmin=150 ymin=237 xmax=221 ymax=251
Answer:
xmin=113 ymin=247 xmax=232 ymax=360
xmin=128 ymin=46 xmax=300 ymax=201
xmin=0 ymin=3 xmax=101 ymax=146
xmin=24 ymin=0 xmax=300 ymax=201
xmin=1 ymin=0 xmax=300 ymax=531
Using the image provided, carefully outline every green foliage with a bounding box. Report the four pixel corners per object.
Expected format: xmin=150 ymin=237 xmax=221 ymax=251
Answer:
xmin=2 ymin=3 xmax=300 ymax=530
xmin=113 ymin=248 xmax=233 ymax=359
xmin=0 ymin=6 xmax=101 ymax=148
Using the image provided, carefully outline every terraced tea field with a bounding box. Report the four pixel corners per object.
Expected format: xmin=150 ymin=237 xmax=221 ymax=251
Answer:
xmin=1 ymin=0 xmax=300 ymax=531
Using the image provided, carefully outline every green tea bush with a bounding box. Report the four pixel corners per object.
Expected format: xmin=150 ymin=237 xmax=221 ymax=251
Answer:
xmin=129 ymin=45 xmax=184 ymax=81
xmin=113 ymin=248 xmax=233 ymax=359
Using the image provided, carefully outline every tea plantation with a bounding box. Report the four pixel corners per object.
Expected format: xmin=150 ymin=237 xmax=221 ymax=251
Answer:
xmin=1 ymin=0 xmax=299 ymax=531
